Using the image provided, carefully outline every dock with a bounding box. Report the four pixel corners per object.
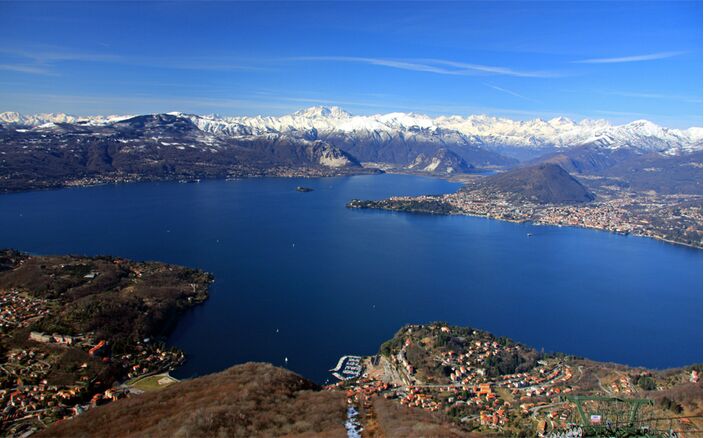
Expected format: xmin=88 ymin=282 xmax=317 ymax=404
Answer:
xmin=330 ymin=355 xmax=363 ymax=381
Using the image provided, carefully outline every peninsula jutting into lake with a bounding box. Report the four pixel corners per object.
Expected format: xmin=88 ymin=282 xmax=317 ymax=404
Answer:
xmin=1 ymin=249 xmax=701 ymax=436
xmin=1 ymin=0 xmax=702 ymax=436
xmin=0 ymin=129 xmax=700 ymax=437
xmin=2 ymin=107 xmax=701 ymax=248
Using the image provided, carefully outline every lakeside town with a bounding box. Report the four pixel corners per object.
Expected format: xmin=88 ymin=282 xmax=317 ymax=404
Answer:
xmin=1 ymin=294 xmax=185 ymax=437
xmin=1 ymin=331 xmax=183 ymax=436
xmin=2 ymin=165 xmax=376 ymax=194
xmin=329 ymin=324 xmax=703 ymax=436
xmin=1 ymin=257 xmax=701 ymax=437
xmin=0 ymin=251 xmax=212 ymax=437
xmin=348 ymin=188 xmax=703 ymax=248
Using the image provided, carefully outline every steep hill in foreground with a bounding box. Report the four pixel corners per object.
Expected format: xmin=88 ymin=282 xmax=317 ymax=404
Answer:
xmin=40 ymin=363 xmax=348 ymax=438
xmin=39 ymin=361 xmax=473 ymax=438
xmin=3 ymin=249 xmax=701 ymax=436
xmin=42 ymin=324 xmax=703 ymax=438
xmin=474 ymin=163 xmax=595 ymax=204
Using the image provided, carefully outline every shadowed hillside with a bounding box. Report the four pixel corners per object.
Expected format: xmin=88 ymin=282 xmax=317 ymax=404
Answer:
xmin=0 ymin=114 xmax=365 ymax=193
xmin=41 ymin=361 xmax=487 ymax=438
xmin=475 ymin=163 xmax=595 ymax=204
xmin=363 ymin=397 xmax=476 ymax=437
xmin=40 ymin=363 xmax=348 ymax=438
xmin=532 ymin=146 xmax=703 ymax=195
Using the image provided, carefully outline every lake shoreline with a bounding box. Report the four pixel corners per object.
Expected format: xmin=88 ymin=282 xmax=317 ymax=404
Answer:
xmin=2 ymin=175 xmax=700 ymax=382
xmin=349 ymin=201 xmax=703 ymax=251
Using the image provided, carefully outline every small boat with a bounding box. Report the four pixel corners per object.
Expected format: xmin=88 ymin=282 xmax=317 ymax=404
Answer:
xmin=296 ymin=186 xmax=314 ymax=192
xmin=526 ymin=233 xmax=533 ymax=237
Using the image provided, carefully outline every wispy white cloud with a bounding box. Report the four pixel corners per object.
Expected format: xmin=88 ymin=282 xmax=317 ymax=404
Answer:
xmin=2 ymin=44 xmax=559 ymax=78
xmin=146 ymin=58 xmax=269 ymax=72
xmin=484 ymin=83 xmax=539 ymax=102
xmin=0 ymin=48 xmax=121 ymax=64
xmin=0 ymin=64 xmax=55 ymax=75
xmin=287 ymin=56 xmax=559 ymax=78
xmin=574 ymin=51 xmax=684 ymax=64
xmin=0 ymin=45 xmax=121 ymax=76
xmin=419 ymin=58 xmax=561 ymax=78
xmin=0 ymin=45 xmax=266 ymax=75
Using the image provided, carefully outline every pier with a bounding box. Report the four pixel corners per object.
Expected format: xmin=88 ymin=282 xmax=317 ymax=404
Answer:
xmin=330 ymin=355 xmax=363 ymax=381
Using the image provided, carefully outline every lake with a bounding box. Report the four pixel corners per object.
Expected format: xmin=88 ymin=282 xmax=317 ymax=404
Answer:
xmin=0 ymin=174 xmax=701 ymax=383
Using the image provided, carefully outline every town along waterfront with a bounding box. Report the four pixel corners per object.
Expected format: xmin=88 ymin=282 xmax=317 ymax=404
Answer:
xmin=0 ymin=174 xmax=700 ymax=383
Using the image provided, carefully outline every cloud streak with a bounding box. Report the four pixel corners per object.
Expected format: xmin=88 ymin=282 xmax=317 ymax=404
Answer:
xmin=2 ymin=44 xmax=560 ymax=78
xmin=0 ymin=64 xmax=55 ymax=75
xmin=484 ymin=83 xmax=539 ymax=102
xmin=574 ymin=51 xmax=684 ymax=64
xmin=0 ymin=45 xmax=267 ymax=75
xmin=287 ymin=56 xmax=559 ymax=78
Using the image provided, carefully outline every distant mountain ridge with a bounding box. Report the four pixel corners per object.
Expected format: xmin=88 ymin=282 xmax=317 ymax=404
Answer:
xmin=0 ymin=113 xmax=363 ymax=193
xmin=1 ymin=107 xmax=701 ymax=193
xmin=531 ymin=145 xmax=703 ymax=195
xmin=3 ymin=107 xmax=701 ymax=158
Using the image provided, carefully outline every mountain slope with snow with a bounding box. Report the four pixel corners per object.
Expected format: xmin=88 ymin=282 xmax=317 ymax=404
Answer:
xmin=3 ymin=107 xmax=700 ymax=158
xmin=181 ymin=107 xmax=702 ymax=157
xmin=0 ymin=111 xmax=133 ymax=126
xmin=0 ymin=113 xmax=364 ymax=193
xmin=0 ymin=107 xmax=700 ymax=194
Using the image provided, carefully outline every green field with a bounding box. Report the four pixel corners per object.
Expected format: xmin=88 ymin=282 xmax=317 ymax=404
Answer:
xmin=128 ymin=373 xmax=179 ymax=392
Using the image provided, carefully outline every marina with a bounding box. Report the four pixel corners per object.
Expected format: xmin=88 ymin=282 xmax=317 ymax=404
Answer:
xmin=331 ymin=355 xmax=364 ymax=381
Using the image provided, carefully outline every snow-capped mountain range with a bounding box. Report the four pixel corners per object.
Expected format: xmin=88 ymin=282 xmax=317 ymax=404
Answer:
xmin=0 ymin=111 xmax=134 ymax=127
xmin=1 ymin=107 xmax=701 ymax=194
xmin=1 ymin=106 xmax=701 ymax=156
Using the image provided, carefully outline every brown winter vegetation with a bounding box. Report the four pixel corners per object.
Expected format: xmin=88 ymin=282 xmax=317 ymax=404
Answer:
xmin=367 ymin=397 xmax=479 ymax=438
xmin=0 ymin=249 xmax=212 ymax=349
xmin=0 ymin=250 xmax=214 ymax=435
xmin=40 ymin=363 xmax=348 ymax=438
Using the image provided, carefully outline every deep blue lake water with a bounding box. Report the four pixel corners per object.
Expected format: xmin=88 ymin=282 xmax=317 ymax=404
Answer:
xmin=0 ymin=175 xmax=701 ymax=383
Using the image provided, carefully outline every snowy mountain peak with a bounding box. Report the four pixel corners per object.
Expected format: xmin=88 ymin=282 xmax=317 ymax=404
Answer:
xmin=548 ymin=116 xmax=575 ymax=125
xmin=0 ymin=112 xmax=21 ymax=124
xmin=292 ymin=106 xmax=351 ymax=119
xmin=0 ymin=111 xmax=133 ymax=126
xmin=2 ymin=108 xmax=701 ymax=155
xmin=623 ymin=119 xmax=663 ymax=134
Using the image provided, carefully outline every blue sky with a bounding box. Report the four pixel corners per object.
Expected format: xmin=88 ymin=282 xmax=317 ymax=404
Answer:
xmin=0 ymin=1 xmax=701 ymax=127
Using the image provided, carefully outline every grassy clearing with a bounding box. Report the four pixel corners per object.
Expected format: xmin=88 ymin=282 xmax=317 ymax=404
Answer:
xmin=128 ymin=373 xmax=178 ymax=392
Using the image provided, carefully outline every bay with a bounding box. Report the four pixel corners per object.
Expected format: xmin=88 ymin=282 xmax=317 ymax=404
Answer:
xmin=0 ymin=174 xmax=700 ymax=383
